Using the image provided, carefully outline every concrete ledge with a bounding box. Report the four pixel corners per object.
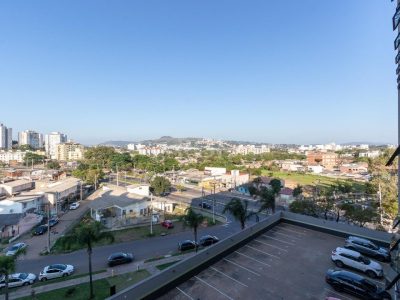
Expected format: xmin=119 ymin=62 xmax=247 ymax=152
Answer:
xmin=107 ymin=212 xmax=282 ymax=300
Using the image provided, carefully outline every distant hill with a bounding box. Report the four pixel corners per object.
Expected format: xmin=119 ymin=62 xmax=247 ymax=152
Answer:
xmin=99 ymin=141 xmax=135 ymax=147
xmin=341 ymin=142 xmax=390 ymax=146
xmin=141 ymin=136 xmax=203 ymax=145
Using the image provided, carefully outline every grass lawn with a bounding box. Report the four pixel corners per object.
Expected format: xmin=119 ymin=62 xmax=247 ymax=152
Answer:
xmin=155 ymin=260 xmax=180 ymax=270
xmin=261 ymin=170 xmax=366 ymax=192
xmin=17 ymin=270 xmax=150 ymax=300
xmin=32 ymin=270 xmax=106 ymax=287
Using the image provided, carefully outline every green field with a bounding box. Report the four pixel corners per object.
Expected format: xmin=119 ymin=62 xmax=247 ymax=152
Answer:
xmin=261 ymin=170 xmax=366 ymax=192
xmin=18 ymin=270 xmax=150 ymax=300
xmin=155 ymin=260 xmax=180 ymax=270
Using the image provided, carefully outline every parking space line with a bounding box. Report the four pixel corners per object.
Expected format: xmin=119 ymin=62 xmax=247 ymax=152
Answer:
xmin=324 ymin=288 xmax=355 ymax=300
xmin=262 ymin=235 xmax=295 ymax=245
xmin=210 ymin=266 xmax=249 ymax=287
xmin=245 ymin=245 xmax=281 ymax=259
xmin=235 ymin=251 xmax=272 ymax=267
xmin=270 ymin=230 xmax=300 ymax=240
xmin=277 ymin=227 xmax=307 ymax=235
xmin=195 ymin=276 xmax=234 ymax=300
xmin=223 ymin=258 xmax=261 ymax=276
xmin=254 ymin=239 xmax=288 ymax=252
xmin=176 ymin=287 xmax=195 ymax=300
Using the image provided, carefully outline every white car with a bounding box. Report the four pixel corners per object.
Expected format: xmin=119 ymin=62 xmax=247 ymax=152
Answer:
xmin=39 ymin=264 xmax=74 ymax=281
xmin=6 ymin=242 xmax=27 ymax=256
xmin=69 ymin=202 xmax=80 ymax=210
xmin=331 ymin=247 xmax=383 ymax=278
xmin=0 ymin=273 xmax=36 ymax=289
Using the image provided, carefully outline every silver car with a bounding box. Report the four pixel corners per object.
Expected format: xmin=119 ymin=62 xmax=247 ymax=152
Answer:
xmin=6 ymin=242 xmax=27 ymax=257
xmin=39 ymin=264 xmax=74 ymax=281
xmin=0 ymin=273 xmax=36 ymax=289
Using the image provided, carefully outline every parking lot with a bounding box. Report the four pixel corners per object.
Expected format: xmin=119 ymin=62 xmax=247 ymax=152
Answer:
xmin=157 ymin=223 xmax=390 ymax=300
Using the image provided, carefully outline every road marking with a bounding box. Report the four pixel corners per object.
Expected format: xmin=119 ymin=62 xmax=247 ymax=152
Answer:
xmin=254 ymin=239 xmax=288 ymax=252
xmin=277 ymin=227 xmax=307 ymax=235
xmin=210 ymin=266 xmax=248 ymax=287
xmin=223 ymin=258 xmax=261 ymax=276
xmin=262 ymin=235 xmax=295 ymax=245
xmin=194 ymin=276 xmax=234 ymax=300
xmin=176 ymin=287 xmax=195 ymax=300
xmin=245 ymin=245 xmax=280 ymax=259
xmin=234 ymin=251 xmax=271 ymax=267
xmin=270 ymin=230 xmax=300 ymax=240
xmin=324 ymin=288 xmax=355 ymax=300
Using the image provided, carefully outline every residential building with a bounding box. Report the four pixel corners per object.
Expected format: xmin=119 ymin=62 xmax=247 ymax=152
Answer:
xmin=279 ymin=160 xmax=304 ymax=172
xmin=339 ymin=163 xmax=368 ymax=174
xmin=45 ymin=132 xmax=67 ymax=159
xmin=18 ymin=130 xmax=43 ymax=149
xmin=138 ymin=146 xmax=165 ymax=156
xmin=0 ymin=194 xmax=44 ymax=215
xmin=127 ymin=144 xmax=135 ymax=151
xmin=359 ymin=150 xmax=381 ymax=158
xmin=127 ymin=184 xmax=150 ymax=197
xmin=0 ymin=123 xmax=12 ymax=150
xmin=307 ymin=165 xmax=324 ymax=174
xmin=0 ymin=180 xmax=34 ymax=196
xmin=306 ymin=151 xmax=338 ymax=170
xmin=0 ymin=150 xmax=26 ymax=164
xmin=55 ymin=142 xmax=84 ymax=161
xmin=232 ymin=144 xmax=270 ymax=155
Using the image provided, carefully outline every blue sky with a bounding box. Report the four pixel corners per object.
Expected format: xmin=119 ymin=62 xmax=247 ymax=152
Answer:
xmin=0 ymin=1 xmax=397 ymax=145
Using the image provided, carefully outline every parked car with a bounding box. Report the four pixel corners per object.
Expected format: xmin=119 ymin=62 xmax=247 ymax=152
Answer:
xmin=6 ymin=243 xmax=27 ymax=257
xmin=160 ymin=192 xmax=170 ymax=197
xmin=69 ymin=202 xmax=80 ymax=210
xmin=161 ymin=220 xmax=174 ymax=229
xmin=331 ymin=247 xmax=383 ymax=278
xmin=32 ymin=225 xmax=48 ymax=236
xmin=39 ymin=264 xmax=74 ymax=281
xmin=199 ymin=235 xmax=219 ymax=247
xmin=199 ymin=202 xmax=212 ymax=209
xmin=178 ymin=240 xmax=197 ymax=251
xmin=0 ymin=273 xmax=36 ymax=289
xmin=344 ymin=236 xmax=391 ymax=262
xmin=325 ymin=269 xmax=391 ymax=299
xmin=107 ymin=252 xmax=134 ymax=267
xmin=49 ymin=217 xmax=59 ymax=227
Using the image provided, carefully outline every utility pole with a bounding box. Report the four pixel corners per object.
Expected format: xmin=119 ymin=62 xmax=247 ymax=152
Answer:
xmin=150 ymin=193 xmax=153 ymax=235
xmin=212 ymin=180 xmax=216 ymax=224
xmin=80 ymin=181 xmax=83 ymax=201
xmin=47 ymin=204 xmax=51 ymax=253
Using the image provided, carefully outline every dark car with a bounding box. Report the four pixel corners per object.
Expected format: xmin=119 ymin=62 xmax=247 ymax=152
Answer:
xmin=345 ymin=236 xmax=391 ymax=262
xmin=32 ymin=225 xmax=48 ymax=236
xmin=107 ymin=252 xmax=134 ymax=267
xmin=178 ymin=240 xmax=197 ymax=251
xmin=199 ymin=202 xmax=212 ymax=209
xmin=161 ymin=220 xmax=174 ymax=229
xmin=199 ymin=235 xmax=219 ymax=247
xmin=325 ymin=269 xmax=391 ymax=299
xmin=48 ymin=218 xmax=59 ymax=228
xmin=160 ymin=192 xmax=170 ymax=197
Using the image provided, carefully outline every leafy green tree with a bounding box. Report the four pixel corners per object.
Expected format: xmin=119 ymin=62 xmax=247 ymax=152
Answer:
xmin=269 ymin=179 xmax=282 ymax=196
xmin=335 ymin=181 xmax=353 ymax=194
xmin=150 ymin=176 xmax=171 ymax=195
xmin=223 ymin=198 xmax=255 ymax=230
xmin=181 ymin=207 xmax=204 ymax=252
xmin=47 ymin=161 xmax=60 ymax=170
xmin=23 ymin=152 xmax=45 ymax=165
xmin=259 ymin=187 xmax=276 ymax=214
xmin=84 ymin=146 xmax=116 ymax=168
xmin=340 ymin=204 xmax=378 ymax=227
xmin=18 ymin=144 xmax=33 ymax=151
xmin=0 ymin=248 xmax=25 ymax=300
xmin=60 ymin=222 xmax=114 ymax=299
xmin=248 ymin=186 xmax=258 ymax=197
xmin=289 ymin=200 xmax=318 ymax=217
xmin=72 ymin=163 xmax=104 ymax=185
xmin=110 ymin=153 xmax=133 ymax=171
xmin=293 ymin=184 xmax=303 ymax=198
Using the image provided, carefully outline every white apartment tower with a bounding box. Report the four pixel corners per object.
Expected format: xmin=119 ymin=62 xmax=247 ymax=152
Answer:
xmin=0 ymin=123 xmax=12 ymax=150
xmin=19 ymin=130 xmax=44 ymax=149
xmin=45 ymin=132 xmax=67 ymax=159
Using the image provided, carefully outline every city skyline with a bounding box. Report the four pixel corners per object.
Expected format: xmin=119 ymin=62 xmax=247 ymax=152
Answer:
xmin=0 ymin=1 xmax=397 ymax=145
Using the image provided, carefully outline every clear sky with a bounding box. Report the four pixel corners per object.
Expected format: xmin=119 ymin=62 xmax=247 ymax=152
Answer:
xmin=0 ymin=1 xmax=397 ymax=145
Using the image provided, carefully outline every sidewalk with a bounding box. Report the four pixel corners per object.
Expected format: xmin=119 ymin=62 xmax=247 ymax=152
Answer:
xmin=6 ymin=252 xmax=195 ymax=300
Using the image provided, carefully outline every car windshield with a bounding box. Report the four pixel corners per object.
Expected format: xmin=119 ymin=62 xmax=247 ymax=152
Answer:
xmin=362 ymin=256 xmax=371 ymax=264
xmin=52 ymin=264 xmax=67 ymax=270
xmin=18 ymin=273 xmax=28 ymax=280
xmin=10 ymin=245 xmax=19 ymax=251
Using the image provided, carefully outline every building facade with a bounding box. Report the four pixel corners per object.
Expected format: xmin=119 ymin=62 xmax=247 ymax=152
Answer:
xmin=45 ymin=132 xmax=67 ymax=159
xmin=55 ymin=142 xmax=84 ymax=161
xmin=306 ymin=151 xmax=338 ymax=170
xmin=18 ymin=130 xmax=43 ymax=149
xmin=0 ymin=123 xmax=12 ymax=150
xmin=0 ymin=150 xmax=26 ymax=163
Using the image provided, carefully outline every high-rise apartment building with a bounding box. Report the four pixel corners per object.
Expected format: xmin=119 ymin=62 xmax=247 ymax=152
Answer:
xmin=18 ymin=130 xmax=44 ymax=149
xmin=45 ymin=132 xmax=67 ymax=159
xmin=0 ymin=123 xmax=12 ymax=150
xmin=55 ymin=142 xmax=84 ymax=161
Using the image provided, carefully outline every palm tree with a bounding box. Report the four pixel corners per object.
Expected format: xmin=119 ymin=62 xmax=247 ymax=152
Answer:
xmin=258 ymin=187 xmax=276 ymax=214
xmin=182 ymin=207 xmax=204 ymax=252
xmin=0 ymin=248 xmax=25 ymax=300
xmin=60 ymin=221 xmax=114 ymax=299
xmin=223 ymin=198 xmax=255 ymax=230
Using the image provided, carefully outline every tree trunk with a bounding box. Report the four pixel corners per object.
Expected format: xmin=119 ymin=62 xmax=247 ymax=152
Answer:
xmin=88 ymin=242 xmax=94 ymax=299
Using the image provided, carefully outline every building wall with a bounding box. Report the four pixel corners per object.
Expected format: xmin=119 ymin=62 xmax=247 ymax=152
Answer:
xmin=55 ymin=142 xmax=84 ymax=161
xmin=307 ymin=151 xmax=338 ymax=170
xmin=0 ymin=181 xmax=34 ymax=196
xmin=0 ymin=124 xmax=12 ymax=150
xmin=45 ymin=132 xmax=67 ymax=159
xmin=19 ymin=130 xmax=43 ymax=149
xmin=0 ymin=150 xmax=26 ymax=163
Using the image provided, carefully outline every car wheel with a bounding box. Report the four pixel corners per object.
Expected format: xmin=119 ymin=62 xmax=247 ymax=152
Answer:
xmin=23 ymin=282 xmax=29 ymax=286
xmin=63 ymin=273 xmax=68 ymax=277
xmin=334 ymin=260 xmax=344 ymax=268
xmin=366 ymin=270 xmax=377 ymax=278
xmin=332 ymin=284 xmax=343 ymax=292
xmin=41 ymin=277 xmax=47 ymax=282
